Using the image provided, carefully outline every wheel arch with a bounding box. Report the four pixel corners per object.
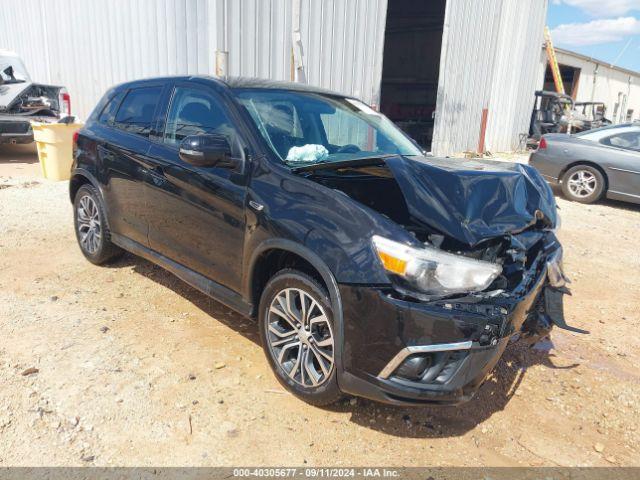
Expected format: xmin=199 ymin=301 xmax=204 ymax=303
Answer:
xmin=69 ymin=168 xmax=101 ymax=203
xmin=70 ymin=168 xmax=113 ymax=230
xmin=246 ymin=239 xmax=345 ymax=372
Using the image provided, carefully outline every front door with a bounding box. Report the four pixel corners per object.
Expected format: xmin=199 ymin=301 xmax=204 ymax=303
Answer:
xmin=145 ymin=82 xmax=248 ymax=292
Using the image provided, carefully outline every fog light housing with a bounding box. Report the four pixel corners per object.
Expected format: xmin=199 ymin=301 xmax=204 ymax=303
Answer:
xmin=395 ymin=354 xmax=432 ymax=381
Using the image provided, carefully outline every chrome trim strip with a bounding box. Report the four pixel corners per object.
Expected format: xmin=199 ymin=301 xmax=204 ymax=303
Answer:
xmin=608 ymin=189 xmax=640 ymax=199
xmin=378 ymin=341 xmax=473 ymax=379
xmin=179 ymin=148 xmax=204 ymax=157
xmin=608 ymin=167 xmax=640 ymax=176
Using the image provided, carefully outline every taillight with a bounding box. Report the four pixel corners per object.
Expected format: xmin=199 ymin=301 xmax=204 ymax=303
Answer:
xmin=72 ymin=130 xmax=80 ymax=156
xmin=538 ymin=137 xmax=548 ymax=150
xmin=59 ymin=88 xmax=71 ymax=116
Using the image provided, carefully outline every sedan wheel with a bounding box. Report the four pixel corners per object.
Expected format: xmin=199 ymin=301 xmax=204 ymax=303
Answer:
xmin=561 ymin=165 xmax=605 ymax=204
xmin=567 ymin=170 xmax=597 ymax=199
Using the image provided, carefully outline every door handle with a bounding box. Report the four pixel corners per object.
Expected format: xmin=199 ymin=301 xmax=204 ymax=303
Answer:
xmin=147 ymin=165 xmax=167 ymax=186
xmin=149 ymin=165 xmax=165 ymax=177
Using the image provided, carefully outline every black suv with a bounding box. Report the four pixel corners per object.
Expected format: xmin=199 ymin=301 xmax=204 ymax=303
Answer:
xmin=71 ymin=76 xmax=569 ymax=406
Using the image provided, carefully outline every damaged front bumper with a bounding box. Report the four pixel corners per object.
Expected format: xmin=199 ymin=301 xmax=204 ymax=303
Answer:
xmin=337 ymin=242 xmax=576 ymax=406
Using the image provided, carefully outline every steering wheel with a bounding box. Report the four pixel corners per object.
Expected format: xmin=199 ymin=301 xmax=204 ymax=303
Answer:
xmin=335 ymin=144 xmax=361 ymax=154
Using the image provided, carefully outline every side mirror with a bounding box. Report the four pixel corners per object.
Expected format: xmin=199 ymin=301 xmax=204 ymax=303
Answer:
xmin=178 ymin=134 xmax=239 ymax=168
xmin=2 ymin=65 xmax=14 ymax=81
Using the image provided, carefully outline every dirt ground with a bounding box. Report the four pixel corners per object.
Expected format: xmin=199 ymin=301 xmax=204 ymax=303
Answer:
xmin=1 ymin=144 xmax=639 ymax=467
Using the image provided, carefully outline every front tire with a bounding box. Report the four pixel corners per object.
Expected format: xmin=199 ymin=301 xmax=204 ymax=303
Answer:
xmin=561 ymin=165 xmax=605 ymax=204
xmin=73 ymin=184 xmax=123 ymax=265
xmin=258 ymin=269 xmax=343 ymax=406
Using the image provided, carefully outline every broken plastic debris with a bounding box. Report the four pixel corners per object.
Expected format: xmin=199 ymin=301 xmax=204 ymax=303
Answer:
xmin=285 ymin=144 xmax=329 ymax=164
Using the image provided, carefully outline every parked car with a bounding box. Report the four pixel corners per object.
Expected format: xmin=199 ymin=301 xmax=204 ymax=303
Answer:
xmin=530 ymin=123 xmax=640 ymax=204
xmin=574 ymin=101 xmax=611 ymax=131
xmin=0 ymin=50 xmax=70 ymax=144
xmin=70 ymin=76 xmax=570 ymax=406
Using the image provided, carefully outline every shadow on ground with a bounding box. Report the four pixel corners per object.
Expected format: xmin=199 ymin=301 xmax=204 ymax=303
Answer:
xmin=0 ymin=143 xmax=39 ymax=163
xmin=107 ymin=252 xmax=261 ymax=346
xmin=328 ymin=341 xmax=579 ymax=438
xmin=551 ymin=185 xmax=640 ymax=213
xmin=104 ymin=252 xmax=581 ymax=438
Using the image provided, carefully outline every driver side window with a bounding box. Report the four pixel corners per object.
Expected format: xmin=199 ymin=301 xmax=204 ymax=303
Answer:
xmin=163 ymin=87 xmax=240 ymax=155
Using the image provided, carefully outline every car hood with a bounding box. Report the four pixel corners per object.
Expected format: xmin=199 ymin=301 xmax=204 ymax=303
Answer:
xmin=385 ymin=155 xmax=557 ymax=247
xmin=0 ymin=81 xmax=32 ymax=110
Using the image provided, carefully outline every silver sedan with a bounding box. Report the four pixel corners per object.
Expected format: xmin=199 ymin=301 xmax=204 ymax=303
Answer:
xmin=529 ymin=123 xmax=640 ymax=204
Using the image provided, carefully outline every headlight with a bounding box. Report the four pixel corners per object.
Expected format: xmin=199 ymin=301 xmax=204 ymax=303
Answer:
xmin=372 ymin=235 xmax=502 ymax=298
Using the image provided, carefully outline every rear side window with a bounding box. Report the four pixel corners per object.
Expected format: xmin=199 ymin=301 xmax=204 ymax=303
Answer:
xmin=113 ymin=87 xmax=162 ymax=137
xmin=97 ymin=91 xmax=125 ymax=125
xmin=602 ymin=131 xmax=640 ymax=152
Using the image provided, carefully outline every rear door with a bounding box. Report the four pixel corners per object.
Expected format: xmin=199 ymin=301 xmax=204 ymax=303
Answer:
xmin=98 ymin=85 xmax=165 ymax=246
xmin=600 ymin=130 xmax=640 ymax=198
xmin=144 ymin=81 xmax=248 ymax=292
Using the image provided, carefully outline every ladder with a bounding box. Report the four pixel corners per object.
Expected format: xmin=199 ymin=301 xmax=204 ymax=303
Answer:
xmin=544 ymin=26 xmax=565 ymax=94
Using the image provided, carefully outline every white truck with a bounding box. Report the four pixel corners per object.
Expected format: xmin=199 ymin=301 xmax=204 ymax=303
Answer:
xmin=0 ymin=50 xmax=70 ymax=144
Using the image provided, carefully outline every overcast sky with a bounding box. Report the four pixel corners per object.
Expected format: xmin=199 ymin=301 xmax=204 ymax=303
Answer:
xmin=548 ymin=0 xmax=640 ymax=72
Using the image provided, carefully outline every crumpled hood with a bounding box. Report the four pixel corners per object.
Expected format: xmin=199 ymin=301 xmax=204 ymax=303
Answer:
xmin=385 ymin=155 xmax=557 ymax=247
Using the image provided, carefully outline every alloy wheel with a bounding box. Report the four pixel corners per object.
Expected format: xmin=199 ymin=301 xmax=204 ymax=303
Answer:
xmin=567 ymin=170 xmax=597 ymax=198
xmin=266 ymin=287 xmax=334 ymax=387
xmin=76 ymin=195 xmax=102 ymax=254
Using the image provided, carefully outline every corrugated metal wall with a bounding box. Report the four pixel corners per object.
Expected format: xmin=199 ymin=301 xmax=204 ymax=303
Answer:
xmin=1 ymin=0 xmax=546 ymax=155
xmin=0 ymin=0 xmax=387 ymax=120
xmin=0 ymin=0 xmax=216 ymax=119
xmin=431 ymin=0 xmax=548 ymax=155
xmin=552 ymin=50 xmax=640 ymax=123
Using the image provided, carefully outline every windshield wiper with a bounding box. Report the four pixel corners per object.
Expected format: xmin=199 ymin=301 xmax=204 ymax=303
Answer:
xmin=290 ymin=154 xmax=396 ymax=173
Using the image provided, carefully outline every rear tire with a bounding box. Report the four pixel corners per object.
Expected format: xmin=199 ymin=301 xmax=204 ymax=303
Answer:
xmin=258 ymin=269 xmax=343 ymax=406
xmin=73 ymin=184 xmax=123 ymax=265
xmin=561 ymin=165 xmax=605 ymax=204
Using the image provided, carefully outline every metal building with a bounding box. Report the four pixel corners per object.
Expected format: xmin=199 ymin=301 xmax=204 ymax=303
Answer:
xmin=0 ymin=0 xmax=548 ymax=156
xmin=538 ymin=47 xmax=640 ymax=124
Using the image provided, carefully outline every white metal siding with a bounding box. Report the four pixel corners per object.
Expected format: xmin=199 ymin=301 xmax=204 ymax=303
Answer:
xmin=432 ymin=0 xmax=548 ymax=155
xmin=1 ymin=0 xmax=549 ymax=155
xmin=552 ymin=50 xmax=640 ymax=123
xmin=0 ymin=0 xmax=387 ymax=119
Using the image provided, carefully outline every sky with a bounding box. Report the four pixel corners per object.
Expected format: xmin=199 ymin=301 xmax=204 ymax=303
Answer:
xmin=548 ymin=0 xmax=640 ymax=72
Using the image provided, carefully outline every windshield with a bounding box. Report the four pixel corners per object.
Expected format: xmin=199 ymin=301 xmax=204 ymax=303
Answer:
xmin=234 ymin=89 xmax=422 ymax=166
xmin=0 ymin=56 xmax=30 ymax=84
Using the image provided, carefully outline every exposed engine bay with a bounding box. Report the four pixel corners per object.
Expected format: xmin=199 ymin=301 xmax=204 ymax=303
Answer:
xmin=299 ymin=155 xmax=584 ymax=344
xmin=2 ymin=84 xmax=63 ymax=117
xmin=0 ymin=51 xmax=68 ymax=144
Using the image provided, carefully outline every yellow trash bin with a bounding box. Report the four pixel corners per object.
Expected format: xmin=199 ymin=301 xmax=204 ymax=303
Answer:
xmin=32 ymin=122 xmax=83 ymax=181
